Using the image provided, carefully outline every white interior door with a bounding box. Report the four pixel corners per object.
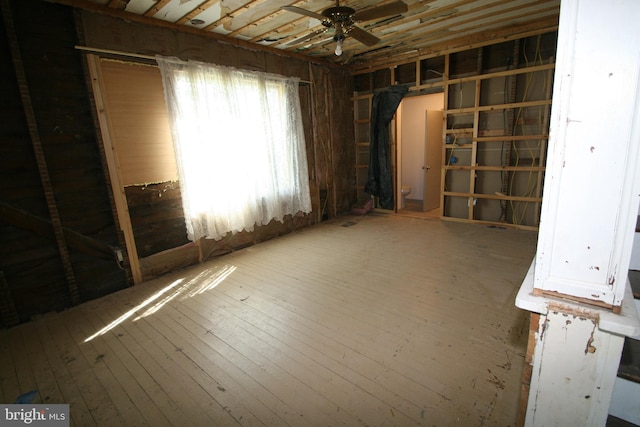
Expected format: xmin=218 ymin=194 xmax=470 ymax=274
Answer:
xmin=423 ymin=110 xmax=443 ymax=212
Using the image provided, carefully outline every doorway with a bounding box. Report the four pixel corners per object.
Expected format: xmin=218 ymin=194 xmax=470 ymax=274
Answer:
xmin=396 ymin=93 xmax=444 ymax=218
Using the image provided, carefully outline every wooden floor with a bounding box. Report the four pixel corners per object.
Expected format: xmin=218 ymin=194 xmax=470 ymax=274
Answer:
xmin=397 ymin=199 xmax=440 ymax=220
xmin=0 ymin=213 xmax=538 ymax=426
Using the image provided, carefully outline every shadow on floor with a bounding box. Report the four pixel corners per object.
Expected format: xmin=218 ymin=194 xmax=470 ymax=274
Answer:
xmin=397 ymin=198 xmax=440 ymax=220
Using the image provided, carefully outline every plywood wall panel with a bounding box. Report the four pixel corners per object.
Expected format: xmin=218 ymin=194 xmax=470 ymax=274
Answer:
xmin=99 ymin=60 xmax=178 ymax=186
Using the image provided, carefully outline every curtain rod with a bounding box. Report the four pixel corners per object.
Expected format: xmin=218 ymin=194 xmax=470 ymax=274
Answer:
xmin=74 ymin=45 xmax=313 ymax=85
xmin=75 ymin=45 xmax=156 ymax=60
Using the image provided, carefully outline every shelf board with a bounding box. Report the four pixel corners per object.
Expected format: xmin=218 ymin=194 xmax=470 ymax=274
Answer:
xmin=443 ymin=62 xmax=555 ymax=85
xmin=475 ymin=134 xmax=549 ymax=142
xmin=443 ymin=165 xmax=545 ymax=172
xmin=443 ymin=191 xmax=542 ymax=203
xmin=446 ymin=128 xmax=473 ymax=134
xmin=445 ymin=99 xmax=551 ymax=115
xmin=444 ymin=143 xmax=473 ymax=149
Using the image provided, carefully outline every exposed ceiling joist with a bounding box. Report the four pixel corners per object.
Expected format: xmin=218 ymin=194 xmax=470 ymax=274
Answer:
xmin=48 ymin=0 xmax=560 ymax=69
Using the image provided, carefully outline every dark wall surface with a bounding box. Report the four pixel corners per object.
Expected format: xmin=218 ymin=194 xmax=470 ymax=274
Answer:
xmin=0 ymin=0 xmax=129 ymax=327
xmin=0 ymin=0 xmax=355 ymax=327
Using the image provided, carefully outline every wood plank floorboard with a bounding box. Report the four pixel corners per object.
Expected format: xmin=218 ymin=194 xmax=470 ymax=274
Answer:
xmin=47 ymin=311 xmax=123 ymax=426
xmin=181 ymin=291 xmax=409 ymax=426
xmin=0 ymin=329 xmax=20 ymax=405
xmin=18 ymin=321 xmax=66 ymax=405
xmin=86 ymin=298 xmax=234 ymax=426
xmin=80 ymin=306 xmax=204 ymax=426
xmin=1 ymin=214 xmax=537 ymax=426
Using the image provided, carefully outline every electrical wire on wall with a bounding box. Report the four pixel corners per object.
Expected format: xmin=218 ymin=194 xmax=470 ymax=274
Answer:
xmin=499 ymin=43 xmax=516 ymax=223
xmin=445 ymin=79 xmax=466 ymax=169
xmin=442 ymin=77 xmax=467 ymax=217
xmin=508 ymin=35 xmax=548 ymax=226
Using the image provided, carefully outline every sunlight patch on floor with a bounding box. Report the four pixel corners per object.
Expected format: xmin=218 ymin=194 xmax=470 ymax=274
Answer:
xmin=84 ymin=264 xmax=236 ymax=342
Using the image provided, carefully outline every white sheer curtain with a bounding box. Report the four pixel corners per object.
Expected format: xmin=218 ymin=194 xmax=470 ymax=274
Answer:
xmin=156 ymin=56 xmax=311 ymax=241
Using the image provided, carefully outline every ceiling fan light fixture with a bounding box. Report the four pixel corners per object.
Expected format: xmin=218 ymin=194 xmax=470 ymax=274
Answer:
xmin=283 ymin=1 xmax=407 ymax=53
xmin=335 ymin=38 xmax=344 ymax=56
xmin=333 ymin=24 xmax=346 ymax=56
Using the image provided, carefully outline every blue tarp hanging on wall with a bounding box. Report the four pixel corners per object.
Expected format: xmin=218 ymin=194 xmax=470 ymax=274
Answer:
xmin=364 ymin=85 xmax=409 ymax=210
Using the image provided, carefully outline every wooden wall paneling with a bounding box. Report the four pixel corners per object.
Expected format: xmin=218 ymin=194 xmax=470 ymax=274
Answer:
xmin=1 ymin=0 xmax=80 ymax=305
xmin=124 ymin=183 xmax=189 ymax=258
xmin=310 ymin=65 xmax=333 ymax=221
xmin=299 ymin=71 xmax=319 ymax=221
xmin=1 ymin=3 xmax=74 ymax=325
xmin=86 ymin=54 xmax=143 ymax=284
xmin=329 ymin=67 xmax=356 ymax=215
xmin=0 ymin=201 xmax=116 ymax=261
xmin=309 ymin=64 xmax=323 ymax=223
xmin=3 ymin=0 xmax=129 ymax=320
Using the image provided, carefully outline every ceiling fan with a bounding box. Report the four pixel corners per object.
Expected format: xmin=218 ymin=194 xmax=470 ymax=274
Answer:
xmin=282 ymin=1 xmax=408 ymax=56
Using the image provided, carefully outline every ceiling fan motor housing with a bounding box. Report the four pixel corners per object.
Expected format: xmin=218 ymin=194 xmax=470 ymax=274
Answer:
xmin=322 ymin=6 xmax=355 ymax=24
xmin=323 ymin=6 xmax=356 ymax=41
xmin=282 ymin=1 xmax=407 ymax=50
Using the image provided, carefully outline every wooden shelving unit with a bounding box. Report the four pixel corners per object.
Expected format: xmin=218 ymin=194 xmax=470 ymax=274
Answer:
xmin=442 ymin=51 xmax=554 ymax=229
xmin=353 ymin=94 xmax=373 ymax=202
xmin=352 ymin=32 xmax=556 ymax=229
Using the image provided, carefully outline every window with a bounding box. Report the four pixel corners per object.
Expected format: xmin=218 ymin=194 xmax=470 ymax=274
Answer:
xmin=156 ymin=57 xmax=311 ymax=241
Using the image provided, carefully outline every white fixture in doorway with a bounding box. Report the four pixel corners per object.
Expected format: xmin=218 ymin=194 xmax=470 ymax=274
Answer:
xmin=400 ymin=185 xmax=411 ymax=208
xmin=396 ymin=93 xmax=444 ymax=212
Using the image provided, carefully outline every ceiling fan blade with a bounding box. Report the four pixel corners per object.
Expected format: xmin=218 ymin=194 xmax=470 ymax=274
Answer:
xmin=353 ymin=1 xmax=408 ymax=22
xmin=348 ymin=26 xmax=380 ymax=46
xmin=284 ymin=28 xmax=329 ymax=47
xmin=281 ymin=5 xmax=327 ymax=21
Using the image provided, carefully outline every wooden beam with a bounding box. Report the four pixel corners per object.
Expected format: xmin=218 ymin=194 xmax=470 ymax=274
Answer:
xmin=44 ymin=0 xmax=341 ymax=68
xmin=139 ymin=243 xmax=199 ymax=282
xmin=1 ymin=0 xmax=80 ymax=305
xmin=73 ymin=8 xmax=134 ymax=286
xmin=0 ymin=201 xmax=119 ymax=261
xmin=446 ymin=99 xmax=551 ymax=114
xmin=86 ymin=54 xmax=143 ymax=284
xmin=351 ymin=18 xmax=558 ymax=74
